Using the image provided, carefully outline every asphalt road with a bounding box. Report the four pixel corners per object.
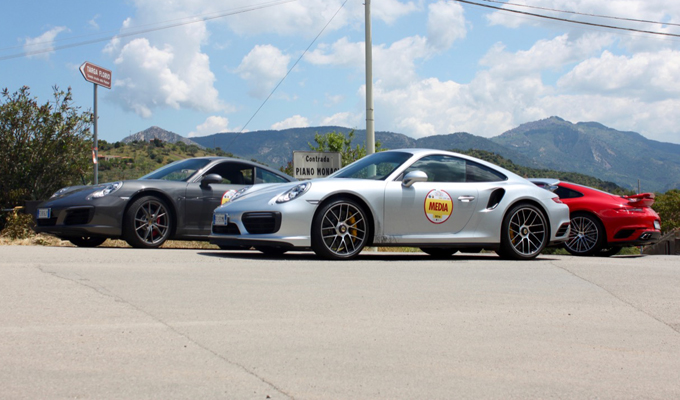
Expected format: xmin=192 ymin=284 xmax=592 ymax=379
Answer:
xmin=1 ymin=246 xmax=679 ymax=399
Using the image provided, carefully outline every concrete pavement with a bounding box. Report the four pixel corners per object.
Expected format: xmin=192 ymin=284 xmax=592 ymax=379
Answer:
xmin=1 ymin=246 xmax=678 ymax=399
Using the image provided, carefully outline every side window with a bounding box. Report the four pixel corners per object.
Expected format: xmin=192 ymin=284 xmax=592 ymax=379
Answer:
xmin=256 ymin=168 xmax=289 ymax=184
xmin=555 ymin=187 xmax=583 ymax=199
xmin=465 ymin=161 xmax=506 ymax=182
xmin=404 ymin=155 xmax=466 ymax=182
xmin=205 ymin=162 xmax=254 ymax=185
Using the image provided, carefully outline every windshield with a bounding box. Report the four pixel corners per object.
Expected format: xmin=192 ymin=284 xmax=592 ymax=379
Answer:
xmin=140 ymin=159 xmax=212 ymax=181
xmin=330 ymin=151 xmax=412 ymax=180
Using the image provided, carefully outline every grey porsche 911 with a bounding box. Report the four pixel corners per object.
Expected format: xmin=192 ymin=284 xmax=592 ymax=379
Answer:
xmin=34 ymin=157 xmax=295 ymax=248
xmin=211 ymin=149 xmax=572 ymax=260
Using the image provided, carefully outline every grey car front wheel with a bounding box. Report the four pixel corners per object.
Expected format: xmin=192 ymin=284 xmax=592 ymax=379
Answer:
xmin=123 ymin=196 xmax=173 ymax=248
xmin=311 ymin=198 xmax=369 ymax=260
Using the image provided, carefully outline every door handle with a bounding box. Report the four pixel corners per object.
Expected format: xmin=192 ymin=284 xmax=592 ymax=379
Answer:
xmin=458 ymin=196 xmax=475 ymax=202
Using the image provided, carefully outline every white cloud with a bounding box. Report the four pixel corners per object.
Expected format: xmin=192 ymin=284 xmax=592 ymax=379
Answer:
xmin=371 ymin=0 xmax=419 ymax=24
xmin=188 ymin=116 xmax=230 ymax=137
xmin=236 ymin=44 xmax=291 ymax=99
xmin=23 ymin=27 xmax=68 ymax=59
xmin=110 ymin=37 xmax=224 ymax=117
xmin=272 ymin=115 xmax=310 ymax=130
xmin=321 ymin=111 xmax=362 ymax=127
xmin=427 ymin=1 xmax=467 ymax=51
xmin=88 ymin=15 xmax=101 ymax=30
xmin=558 ymin=50 xmax=680 ymax=101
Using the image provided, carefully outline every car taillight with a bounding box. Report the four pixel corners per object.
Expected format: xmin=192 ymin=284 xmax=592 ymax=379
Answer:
xmin=551 ymin=197 xmax=563 ymax=204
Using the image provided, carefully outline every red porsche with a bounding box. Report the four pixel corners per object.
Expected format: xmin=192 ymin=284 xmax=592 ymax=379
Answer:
xmin=530 ymin=179 xmax=661 ymax=256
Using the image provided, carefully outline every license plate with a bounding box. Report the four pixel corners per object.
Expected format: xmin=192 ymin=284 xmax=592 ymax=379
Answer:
xmin=213 ymin=213 xmax=228 ymax=226
xmin=37 ymin=208 xmax=51 ymax=219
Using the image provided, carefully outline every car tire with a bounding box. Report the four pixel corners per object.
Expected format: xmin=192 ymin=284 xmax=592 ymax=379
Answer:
xmin=497 ymin=203 xmax=548 ymax=260
xmin=420 ymin=248 xmax=457 ymax=258
xmin=311 ymin=198 xmax=369 ymax=260
xmin=564 ymin=212 xmax=605 ymax=256
xmin=68 ymin=236 xmax=106 ymax=248
xmin=123 ymin=195 xmax=173 ymax=248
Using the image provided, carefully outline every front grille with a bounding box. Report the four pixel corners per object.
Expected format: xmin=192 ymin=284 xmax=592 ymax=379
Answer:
xmin=64 ymin=208 xmax=93 ymax=225
xmin=213 ymin=223 xmax=240 ymax=235
xmin=614 ymin=229 xmax=635 ymax=239
xmin=556 ymin=222 xmax=570 ymax=237
xmin=36 ymin=217 xmax=57 ymax=227
xmin=242 ymin=212 xmax=281 ymax=234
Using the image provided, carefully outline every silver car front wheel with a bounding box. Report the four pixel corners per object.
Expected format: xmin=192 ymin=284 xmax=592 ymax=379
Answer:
xmin=312 ymin=198 xmax=369 ymax=260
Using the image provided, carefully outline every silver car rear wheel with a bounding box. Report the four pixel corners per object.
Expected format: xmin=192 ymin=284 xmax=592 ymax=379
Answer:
xmin=312 ymin=199 xmax=369 ymax=260
xmin=498 ymin=203 xmax=548 ymax=260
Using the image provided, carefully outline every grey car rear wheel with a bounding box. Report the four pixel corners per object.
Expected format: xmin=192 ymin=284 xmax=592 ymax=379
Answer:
xmin=123 ymin=196 xmax=172 ymax=248
xmin=498 ymin=203 xmax=548 ymax=260
xmin=311 ymin=198 xmax=369 ymax=260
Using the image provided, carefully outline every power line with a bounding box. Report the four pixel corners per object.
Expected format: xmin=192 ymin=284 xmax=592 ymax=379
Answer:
xmin=453 ymin=0 xmax=680 ymax=39
xmin=0 ymin=0 xmax=297 ymax=61
xmin=222 ymin=0 xmax=350 ymax=151
xmin=480 ymin=0 xmax=680 ymax=28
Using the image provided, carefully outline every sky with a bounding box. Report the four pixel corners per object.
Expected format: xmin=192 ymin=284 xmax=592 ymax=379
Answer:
xmin=2 ymin=0 xmax=680 ymax=146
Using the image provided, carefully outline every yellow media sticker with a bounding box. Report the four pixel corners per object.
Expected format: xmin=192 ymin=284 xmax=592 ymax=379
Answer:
xmin=221 ymin=189 xmax=237 ymax=205
xmin=424 ymin=189 xmax=453 ymax=224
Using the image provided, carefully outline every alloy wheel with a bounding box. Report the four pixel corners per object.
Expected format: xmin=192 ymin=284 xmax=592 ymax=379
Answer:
xmin=505 ymin=205 xmax=547 ymax=258
xmin=133 ymin=199 xmax=170 ymax=246
xmin=317 ymin=201 xmax=368 ymax=258
xmin=565 ymin=215 xmax=600 ymax=255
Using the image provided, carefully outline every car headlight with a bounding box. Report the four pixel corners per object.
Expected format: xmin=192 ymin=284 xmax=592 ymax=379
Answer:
xmin=86 ymin=182 xmax=123 ymax=200
xmin=50 ymin=187 xmax=72 ymax=199
xmin=276 ymin=182 xmax=311 ymax=203
xmin=227 ymin=186 xmax=251 ymax=203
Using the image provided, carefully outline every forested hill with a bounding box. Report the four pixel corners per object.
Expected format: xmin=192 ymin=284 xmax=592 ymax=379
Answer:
xmin=98 ymin=138 xmax=629 ymax=193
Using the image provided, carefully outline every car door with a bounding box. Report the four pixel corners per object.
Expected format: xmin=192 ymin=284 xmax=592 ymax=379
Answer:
xmin=183 ymin=161 xmax=253 ymax=236
xmin=383 ymin=155 xmax=479 ymax=243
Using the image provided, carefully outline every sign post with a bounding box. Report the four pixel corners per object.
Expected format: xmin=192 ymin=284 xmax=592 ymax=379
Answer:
xmin=79 ymin=61 xmax=112 ymax=185
xmin=293 ymin=151 xmax=342 ymax=180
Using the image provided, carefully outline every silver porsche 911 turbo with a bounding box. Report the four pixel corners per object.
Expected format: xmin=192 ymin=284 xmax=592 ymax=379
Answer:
xmin=210 ymin=149 xmax=571 ymax=260
xmin=34 ymin=157 xmax=294 ymax=248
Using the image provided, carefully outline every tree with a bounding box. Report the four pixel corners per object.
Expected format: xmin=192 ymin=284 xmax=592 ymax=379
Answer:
xmin=0 ymin=86 xmax=93 ymax=210
xmin=653 ymin=189 xmax=680 ymax=233
xmin=308 ymin=130 xmax=382 ymax=167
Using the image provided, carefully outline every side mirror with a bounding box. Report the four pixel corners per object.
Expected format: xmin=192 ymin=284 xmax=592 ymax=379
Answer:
xmin=201 ymin=173 xmax=223 ymax=187
xmin=402 ymin=171 xmax=428 ymax=188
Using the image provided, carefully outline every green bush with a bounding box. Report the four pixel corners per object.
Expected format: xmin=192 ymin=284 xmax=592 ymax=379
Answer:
xmin=1 ymin=210 xmax=35 ymax=240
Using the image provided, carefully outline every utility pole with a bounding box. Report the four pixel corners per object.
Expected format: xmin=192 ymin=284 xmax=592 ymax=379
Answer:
xmin=365 ymin=0 xmax=375 ymax=155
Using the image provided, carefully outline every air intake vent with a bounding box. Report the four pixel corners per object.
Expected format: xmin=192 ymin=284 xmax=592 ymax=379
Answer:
xmin=64 ymin=208 xmax=93 ymax=225
xmin=486 ymin=189 xmax=505 ymax=210
xmin=243 ymin=212 xmax=281 ymax=234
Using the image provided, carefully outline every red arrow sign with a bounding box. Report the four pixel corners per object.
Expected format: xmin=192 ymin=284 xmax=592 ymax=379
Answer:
xmin=79 ymin=61 xmax=112 ymax=89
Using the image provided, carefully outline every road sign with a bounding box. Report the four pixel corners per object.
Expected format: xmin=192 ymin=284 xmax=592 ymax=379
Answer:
xmin=79 ymin=62 xmax=112 ymax=89
xmin=293 ymin=151 xmax=342 ymax=180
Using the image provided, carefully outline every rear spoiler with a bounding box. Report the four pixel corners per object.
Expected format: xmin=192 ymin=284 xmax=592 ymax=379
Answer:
xmin=623 ymin=192 xmax=655 ymax=207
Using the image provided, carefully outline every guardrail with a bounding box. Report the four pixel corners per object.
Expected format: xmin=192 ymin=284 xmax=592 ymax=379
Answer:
xmin=643 ymin=229 xmax=680 ymax=255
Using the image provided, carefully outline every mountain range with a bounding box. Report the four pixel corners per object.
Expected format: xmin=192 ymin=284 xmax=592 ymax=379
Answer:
xmin=120 ymin=117 xmax=680 ymax=192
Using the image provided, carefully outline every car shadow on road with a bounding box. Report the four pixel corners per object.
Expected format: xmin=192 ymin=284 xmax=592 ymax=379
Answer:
xmin=198 ymin=250 xmax=563 ymax=262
